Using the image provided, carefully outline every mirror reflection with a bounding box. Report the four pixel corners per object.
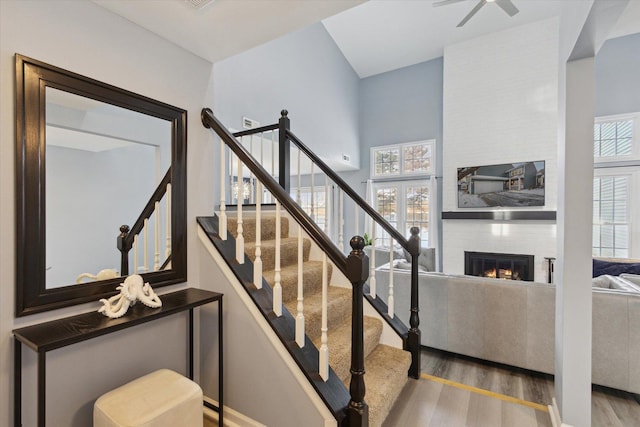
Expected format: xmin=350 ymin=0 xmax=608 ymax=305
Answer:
xmin=45 ymin=88 xmax=172 ymax=288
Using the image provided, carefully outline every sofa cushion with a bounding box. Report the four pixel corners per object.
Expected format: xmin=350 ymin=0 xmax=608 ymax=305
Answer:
xmin=593 ymin=258 xmax=640 ymax=277
xmin=402 ymin=247 xmax=435 ymax=272
xmin=620 ymin=273 xmax=640 ymax=286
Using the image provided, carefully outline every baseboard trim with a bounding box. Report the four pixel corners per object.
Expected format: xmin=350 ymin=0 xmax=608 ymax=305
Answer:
xmin=204 ymin=397 xmax=266 ymax=427
xmin=549 ymin=398 xmax=575 ymax=427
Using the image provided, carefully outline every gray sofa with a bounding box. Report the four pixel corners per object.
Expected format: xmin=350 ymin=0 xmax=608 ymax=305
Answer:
xmin=372 ymin=266 xmax=640 ymax=394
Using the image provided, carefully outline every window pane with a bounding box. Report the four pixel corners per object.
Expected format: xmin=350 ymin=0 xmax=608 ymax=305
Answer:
xmin=601 ymin=122 xmax=616 ymax=140
xmin=618 ymin=120 xmax=632 ymax=138
xmin=374 ymin=148 xmax=400 ymax=176
xmin=600 ymin=201 xmax=614 ymax=222
xmin=593 ymin=225 xmax=600 ymax=247
xmin=601 ymin=225 xmax=614 ymax=248
xmin=615 ymin=225 xmax=628 ymax=249
xmin=600 ymin=139 xmax=616 ymax=157
xmin=403 ymin=144 xmax=431 ymax=174
xmin=595 ymin=119 xmax=634 ymax=159
xmin=617 ymin=137 xmax=632 ymax=155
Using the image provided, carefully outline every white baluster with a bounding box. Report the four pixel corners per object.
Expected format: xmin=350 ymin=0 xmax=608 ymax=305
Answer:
xmin=249 ymin=134 xmax=254 ymax=203
xmin=296 ymin=149 xmax=301 ymax=204
xmin=133 ymin=234 xmax=138 ymax=274
xmin=324 ymin=175 xmax=329 ymax=235
xmin=219 ymin=140 xmax=227 ymax=240
xmin=310 ymin=162 xmax=315 ymax=221
xmin=271 ymin=131 xmax=276 ymax=203
xmin=295 ymin=224 xmax=305 ymax=347
xmin=260 ymin=132 xmax=264 ymax=202
xmin=319 ymin=253 xmax=329 ymax=381
xmin=388 ymin=237 xmax=395 ymax=318
xmin=273 ymin=200 xmax=282 ymax=316
xmin=254 ymin=180 xmax=263 ymax=289
xmin=143 ymin=218 xmax=149 ymax=272
xmin=165 ymin=183 xmax=171 ymax=259
xmin=355 ymin=203 xmax=359 ymax=237
xmin=338 ymin=190 xmax=344 ymax=251
xmin=154 ymin=201 xmax=160 ymax=271
xmin=236 ymin=157 xmax=245 ymax=264
xmin=370 ymin=224 xmax=376 ymax=298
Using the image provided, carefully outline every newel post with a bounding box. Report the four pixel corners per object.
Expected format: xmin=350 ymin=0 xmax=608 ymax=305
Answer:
xmin=407 ymin=227 xmax=422 ymax=378
xmin=346 ymin=236 xmax=369 ymax=426
xmin=118 ymin=225 xmax=130 ymax=276
xmin=278 ymin=109 xmax=290 ymax=192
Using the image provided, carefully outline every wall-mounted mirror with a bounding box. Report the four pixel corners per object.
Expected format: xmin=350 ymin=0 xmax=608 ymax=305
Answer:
xmin=16 ymin=54 xmax=187 ymax=316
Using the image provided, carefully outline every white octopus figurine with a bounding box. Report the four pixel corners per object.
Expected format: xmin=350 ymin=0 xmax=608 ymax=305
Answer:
xmin=98 ymin=274 xmax=162 ymax=318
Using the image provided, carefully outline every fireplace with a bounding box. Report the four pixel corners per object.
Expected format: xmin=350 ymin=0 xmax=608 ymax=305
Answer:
xmin=464 ymin=251 xmax=534 ymax=281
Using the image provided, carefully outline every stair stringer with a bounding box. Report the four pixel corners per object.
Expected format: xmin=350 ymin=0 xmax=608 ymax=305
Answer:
xmin=197 ymin=225 xmax=339 ymax=427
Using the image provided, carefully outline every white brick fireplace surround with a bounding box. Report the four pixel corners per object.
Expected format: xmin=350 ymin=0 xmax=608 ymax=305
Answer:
xmin=442 ymin=18 xmax=560 ymax=283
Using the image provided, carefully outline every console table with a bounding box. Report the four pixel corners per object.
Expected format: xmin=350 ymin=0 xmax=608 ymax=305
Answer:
xmin=13 ymin=287 xmax=223 ymax=427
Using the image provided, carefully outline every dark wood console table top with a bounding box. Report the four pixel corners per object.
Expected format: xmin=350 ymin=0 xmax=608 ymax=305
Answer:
xmin=13 ymin=287 xmax=223 ymax=427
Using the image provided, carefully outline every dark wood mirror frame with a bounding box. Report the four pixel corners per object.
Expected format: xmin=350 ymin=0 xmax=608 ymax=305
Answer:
xmin=15 ymin=54 xmax=187 ymax=316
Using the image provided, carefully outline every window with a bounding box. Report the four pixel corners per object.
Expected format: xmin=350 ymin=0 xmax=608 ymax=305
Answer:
xmin=293 ymin=186 xmax=328 ymax=232
xmin=372 ymin=140 xmax=435 ymax=178
xmin=594 ymin=119 xmax=633 ymax=159
xmin=370 ymin=140 xmax=436 ymax=250
xmin=593 ymin=175 xmax=629 ymax=258
xmin=593 ymin=113 xmax=639 ymax=258
xmin=373 ymin=181 xmax=430 ymax=248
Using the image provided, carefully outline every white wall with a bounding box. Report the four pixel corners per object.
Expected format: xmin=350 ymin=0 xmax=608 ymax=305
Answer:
xmin=0 ymin=1 xmax=216 ymax=425
xmin=442 ymin=18 xmax=560 ymax=283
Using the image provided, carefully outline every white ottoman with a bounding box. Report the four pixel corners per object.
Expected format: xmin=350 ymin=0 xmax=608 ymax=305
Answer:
xmin=94 ymin=369 xmax=203 ymax=427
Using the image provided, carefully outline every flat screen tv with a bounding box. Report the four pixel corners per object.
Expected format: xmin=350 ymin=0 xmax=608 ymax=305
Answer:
xmin=457 ymin=161 xmax=545 ymax=208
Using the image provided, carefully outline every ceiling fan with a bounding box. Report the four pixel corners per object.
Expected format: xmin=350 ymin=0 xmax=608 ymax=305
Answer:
xmin=434 ymin=0 xmax=520 ymax=28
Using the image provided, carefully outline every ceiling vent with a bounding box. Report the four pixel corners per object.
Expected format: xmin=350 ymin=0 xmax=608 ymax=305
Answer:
xmin=184 ymin=0 xmax=215 ymax=10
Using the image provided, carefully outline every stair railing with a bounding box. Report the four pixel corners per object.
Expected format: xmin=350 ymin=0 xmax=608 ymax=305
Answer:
xmin=118 ymin=168 xmax=172 ymax=275
xmin=241 ymin=110 xmax=422 ymax=379
xmin=202 ymin=108 xmax=368 ymax=424
xmin=220 ymin=110 xmax=423 ymax=380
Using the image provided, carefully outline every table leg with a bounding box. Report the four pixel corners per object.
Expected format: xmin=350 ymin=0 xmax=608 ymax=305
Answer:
xmin=38 ymin=351 xmax=46 ymax=427
xmin=219 ymin=297 xmax=223 ymax=427
xmin=14 ymin=338 xmax=21 ymax=427
xmin=189 ymin=308 xmax=194 ymax=380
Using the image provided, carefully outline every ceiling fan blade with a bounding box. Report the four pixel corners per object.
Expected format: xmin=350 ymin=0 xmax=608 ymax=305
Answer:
xmin=457 ymin=0 xmax=487 ymax=27
xmin=495 ymin=0 xmax=519 ymax=17
xmin=433 ymin=0 xmax=467 ymax=7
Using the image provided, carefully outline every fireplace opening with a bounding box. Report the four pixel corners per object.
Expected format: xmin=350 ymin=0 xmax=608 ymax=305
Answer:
xmin=464 ymin=251 xmax=534 ymax=281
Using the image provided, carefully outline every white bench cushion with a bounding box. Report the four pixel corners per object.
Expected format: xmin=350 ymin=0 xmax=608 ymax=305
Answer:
xmin=94 ymin=369 xmax=203 ymax=427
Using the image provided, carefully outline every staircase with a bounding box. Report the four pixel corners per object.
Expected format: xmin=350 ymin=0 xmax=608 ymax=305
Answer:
xmin=200 ymin=107 xmax=423 ymax=426
xmin=226 ymin=214 xmax=411 ymax=427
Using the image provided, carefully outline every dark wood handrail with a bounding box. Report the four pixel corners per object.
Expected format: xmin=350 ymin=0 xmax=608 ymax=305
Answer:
xmin=121 ymin=167 xmax=172 ymax=251
xmin=286 ymin=130 xmax=414 ymax=254
xmin=232 ymin=123 xmax=279 ymax=138
xmin=227 ymin=116 xmax=412 ymax=254
xmin=201 ymin=108 xmax=348 ymax=273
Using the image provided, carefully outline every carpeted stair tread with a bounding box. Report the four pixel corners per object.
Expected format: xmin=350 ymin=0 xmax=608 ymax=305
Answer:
xmin=284 ymin=286 xmax=352 ymax=341
xmin=263 ymin=261 xmax=333 ymax=303
xmin=227 ymin=216 xmax=289 ymax=241
xmin=357 ymin=345 xmax=411 ymax=427
xmin=244 ymin=237 xmax=310 ymax=271
xmin=312 ymin=316 xmax=383 ymax=383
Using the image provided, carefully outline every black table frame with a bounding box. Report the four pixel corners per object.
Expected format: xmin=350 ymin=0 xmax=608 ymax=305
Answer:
xmin=13 ymin=287 xmax=223 ymax=427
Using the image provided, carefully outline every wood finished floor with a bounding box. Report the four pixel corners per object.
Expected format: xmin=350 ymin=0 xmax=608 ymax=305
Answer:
xmin=383 ymin=349 xmax=640 ymax=427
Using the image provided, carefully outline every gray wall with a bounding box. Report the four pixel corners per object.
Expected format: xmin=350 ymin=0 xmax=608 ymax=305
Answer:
xmin=341 ymin=58 xmax=444 ymax=262
xmin=595 ymin=32 xmax=640 ymax=116
xmin=213 ymin=22 xmax=361 ymax=170
xmin=0 ymin=1 xmax=216 ymax=425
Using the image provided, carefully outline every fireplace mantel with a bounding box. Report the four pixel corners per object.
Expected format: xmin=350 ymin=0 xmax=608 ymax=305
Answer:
xmin=442 ymin=211 xmax=556 ymax=221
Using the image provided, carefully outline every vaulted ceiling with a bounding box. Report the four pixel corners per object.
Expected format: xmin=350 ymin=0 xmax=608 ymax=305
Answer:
xmin=94 ymin=0 xmax=640 ymax=78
